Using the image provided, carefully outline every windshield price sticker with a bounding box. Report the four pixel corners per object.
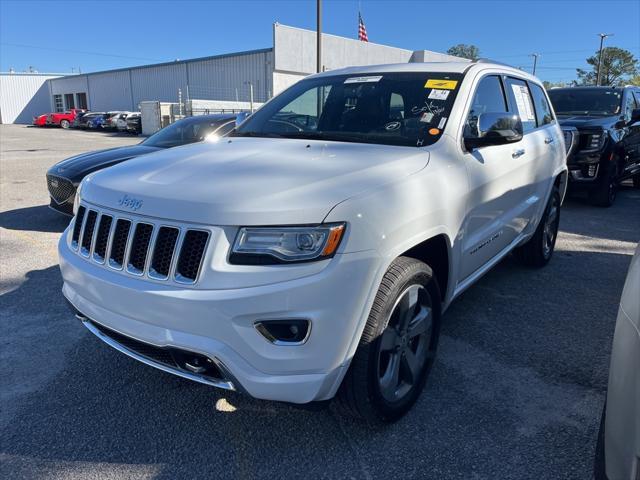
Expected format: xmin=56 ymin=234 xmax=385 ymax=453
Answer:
xmin=425 ymin=79 xmax=458 ymax=90
xmin=344 ymin=75 xmax=383 ymax=84
xmin=428 ymin=89 xmax=450 ymax=100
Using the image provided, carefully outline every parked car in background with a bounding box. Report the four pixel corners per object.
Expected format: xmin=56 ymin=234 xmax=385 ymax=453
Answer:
xmin=59 ymin=62 xmax=567 ymax=423
xmin=48 ymin=108 xmax=86 ymax=128
xmin=125 ymin=112 xmax=142 ymax=134
xmin=547 ymin=86 xmax=640 ymax=206
xmin=86 ymin=113 xmax=110 ymax=129
xmin=46 ymin=114 xmax=238 ymax=215
xmin=32 ymin=108 xmax=85 ymax=128
xmin=73 ymin=112 xmax=104 ymax=129
xmin=594 ymin=243 xmax=640 ymax=480
xmin=104 ymin=112 xmax=129 ymax=130
xmin=32 ymin=113 xmax=48 ymax=126
xmin=116 ymin=112 xmax=138 ymax=131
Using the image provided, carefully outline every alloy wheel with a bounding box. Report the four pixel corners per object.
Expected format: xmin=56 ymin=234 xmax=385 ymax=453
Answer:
xmin=377 ymin=284 xmax=434 ymax=403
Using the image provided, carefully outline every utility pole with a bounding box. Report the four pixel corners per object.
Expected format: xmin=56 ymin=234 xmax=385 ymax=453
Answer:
xmin=316 ymin=0 xmax=322 ymax=73
xmin=596 ymin=33 xmax=613 ymax=86
xmin=530 ymin=53 xmax=539 ymax=75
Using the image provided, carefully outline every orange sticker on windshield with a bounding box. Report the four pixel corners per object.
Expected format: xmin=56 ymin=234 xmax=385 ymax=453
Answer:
xmin=428 ymin=128 xmax=440 ymax=135
xmin=425 ymin=79 xmax=458 ymax=90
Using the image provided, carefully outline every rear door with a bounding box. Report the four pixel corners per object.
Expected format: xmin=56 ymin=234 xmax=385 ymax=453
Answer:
xmin=620 ymin=90 xmax=640 ymax=177
xmin=459 ymin=74 xmax=537 ymax=279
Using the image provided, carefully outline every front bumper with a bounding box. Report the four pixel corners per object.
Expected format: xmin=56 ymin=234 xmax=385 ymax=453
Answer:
xmin=59 ymin=230 xmax=381 ymax=403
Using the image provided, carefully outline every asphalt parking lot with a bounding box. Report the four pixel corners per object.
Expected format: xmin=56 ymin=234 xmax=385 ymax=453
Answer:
xmin=1 ymin=124 xmax=639 ymax=480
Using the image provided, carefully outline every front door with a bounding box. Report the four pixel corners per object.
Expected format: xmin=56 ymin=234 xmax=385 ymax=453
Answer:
xmin=459 ymin=74 xmax=541 ymax=280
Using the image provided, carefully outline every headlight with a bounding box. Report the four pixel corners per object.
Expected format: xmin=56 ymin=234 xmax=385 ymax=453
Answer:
xmin=230 ymin=223 xmax=346 ymax=264
xmin=583 ymin=131 xmax=607 ymax=151
xmin=73 ymin=181 xmax=83 ymax=215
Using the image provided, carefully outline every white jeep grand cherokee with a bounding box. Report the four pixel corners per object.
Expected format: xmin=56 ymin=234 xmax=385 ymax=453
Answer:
xmin=59 ymin=61 xmax=567 ymax=422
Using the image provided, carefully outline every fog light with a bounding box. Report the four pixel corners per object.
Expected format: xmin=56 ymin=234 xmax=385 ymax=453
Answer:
xmin=255 ymin=319 xmax=311 ymax=345
xmin=588 ymin=165 xmax=597 ymax=177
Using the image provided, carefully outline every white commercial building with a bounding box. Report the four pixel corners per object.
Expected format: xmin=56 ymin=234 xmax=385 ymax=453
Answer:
xmin=0 ymin=72 xmax=62 ymax=124
xmin=2 ymin=24 xmax=463 ymax=123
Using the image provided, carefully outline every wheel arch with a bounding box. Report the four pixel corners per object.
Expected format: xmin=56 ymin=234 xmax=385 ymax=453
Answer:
xmin=399 ymin=233 xmax=450 ymax=303
xmin=555 ymin=169 xmax=568 ymax=204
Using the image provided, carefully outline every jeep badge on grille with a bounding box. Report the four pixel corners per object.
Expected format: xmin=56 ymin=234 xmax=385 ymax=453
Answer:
xmin=118 ymin=194 xmax=143 ymax=211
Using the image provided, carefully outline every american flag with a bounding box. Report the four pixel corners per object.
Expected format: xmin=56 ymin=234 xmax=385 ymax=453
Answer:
xmin=358 ymin=13 xmax=369 ymax=42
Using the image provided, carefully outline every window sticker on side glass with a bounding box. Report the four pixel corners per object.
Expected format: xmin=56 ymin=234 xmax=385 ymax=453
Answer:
xmin=511 ymin=84 xmax=536 ymax=121
xmin=428 ymin=89 xmax=450 ymax=100
xmin=344 ymin=75 xmax=383 ymax=84
xmin=424 ymin=79 xmax=458 ymax=90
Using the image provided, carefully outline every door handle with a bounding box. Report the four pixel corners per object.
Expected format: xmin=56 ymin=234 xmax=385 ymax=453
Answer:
xmin=512 ymin=148 xmax=526 ymax=158
xmin=544 ymin=137 xmax=554 ymax=144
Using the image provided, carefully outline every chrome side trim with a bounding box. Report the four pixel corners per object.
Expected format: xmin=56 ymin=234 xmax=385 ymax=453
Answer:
xmin=80 ymin=318 xmax=236 ymax=391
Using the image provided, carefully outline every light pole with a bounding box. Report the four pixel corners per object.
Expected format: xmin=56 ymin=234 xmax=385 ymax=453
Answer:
xmin=316 ymin=0 xmax=322 ymax=73
xmin=596 ymin=33 xmax=613 ymax=86
xmin=530 ymin=53 xmax=540 ymax=75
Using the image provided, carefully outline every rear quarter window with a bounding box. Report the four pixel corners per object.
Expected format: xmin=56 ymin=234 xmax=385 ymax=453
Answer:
xmin=529 ymin=82 xmax=555 ymax=127
xmin=504 ymin=77 xmax=537 ymax=133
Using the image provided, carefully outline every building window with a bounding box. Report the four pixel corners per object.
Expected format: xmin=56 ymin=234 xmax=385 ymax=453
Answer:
xmin=76 ymin=92 xmax=87 ymax=110
xmin=64 ymin=93 xmax=75 ymax=109
xmin=53 ymin=95 xmax=64 ymax=112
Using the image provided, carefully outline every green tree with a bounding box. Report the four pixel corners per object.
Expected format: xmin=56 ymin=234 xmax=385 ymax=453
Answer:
xmin=447 ymin=44 xmax=480 ymax=61
xmin=628 ymin=74 xmax=640 ymax=86
xmin=576 ymin=47 xmax=638 ymax=86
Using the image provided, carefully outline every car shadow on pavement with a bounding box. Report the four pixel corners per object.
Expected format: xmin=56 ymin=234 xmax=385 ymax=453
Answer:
xmin=560 ymin=186 xmax=640 ymax=244
xmin=1 ymin=246 xmax=635 ymax=479
xmin=0 ymin=205 xmax=70 ymax=233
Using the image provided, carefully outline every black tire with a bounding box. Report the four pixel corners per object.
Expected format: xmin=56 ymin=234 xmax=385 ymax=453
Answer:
xmin=60 ymin=119 xmax=70 ymax=129
xmin=594 ymin=403 xmax=607 ymax=480
xmin=336 ymin=256 xmax=441 ymax=423
xmin=589 ymin=164 xmax=617 ymax=207
xmin=515 ymin=185 xmax=561 ymax=268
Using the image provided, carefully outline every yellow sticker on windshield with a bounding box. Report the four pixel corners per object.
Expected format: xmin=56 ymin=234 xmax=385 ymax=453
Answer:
xmin=425 ymin=79 xmax=458 ymax=90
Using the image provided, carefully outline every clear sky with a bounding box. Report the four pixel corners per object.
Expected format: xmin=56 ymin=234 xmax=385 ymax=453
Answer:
xmin=1 ymin=0 xmax=638 ymax=83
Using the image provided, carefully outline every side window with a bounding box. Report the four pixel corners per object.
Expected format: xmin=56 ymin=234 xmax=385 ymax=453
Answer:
xmin=504 ymin=77 xmax=537 ymax=133
xmin=623 ymin=93 xmax=636 ymax=122
xmin=529 ymin=83 xmax=555 ymax=127
xmin=465 ymin=75 xmax=507 ymax=138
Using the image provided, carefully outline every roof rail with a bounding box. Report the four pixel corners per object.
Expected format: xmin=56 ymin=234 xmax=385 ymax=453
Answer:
xmin=472 ymin=58 xmax=517 ymax=68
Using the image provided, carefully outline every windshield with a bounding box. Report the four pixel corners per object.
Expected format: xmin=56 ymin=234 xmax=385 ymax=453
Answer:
xmin=548 ymin=89 xmax=622 ymax=116
xmin=234 ymin=72 xmax=465 ymax=147
xmin=142 ymin=118 xmax=230 ymax=148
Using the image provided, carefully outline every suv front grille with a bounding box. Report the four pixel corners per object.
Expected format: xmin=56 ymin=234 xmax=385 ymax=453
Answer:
xmin=47 ymin=174 xmax=76 ymax=204
xmin=70 ymin=203 xmax=210 ymax=285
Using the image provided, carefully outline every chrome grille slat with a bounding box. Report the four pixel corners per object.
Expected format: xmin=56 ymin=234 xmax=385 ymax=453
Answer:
xmin=69 ymin=203 xmax=209 ymax=286
xmin=126 ymin=223 xmax=154 ymax=276
xmin=80 ymin=210 xmax=98 ymax=257
xmin=71 ymin=206 xmax=86 ymax=249
xmin=149 ymin=226 xmax=180 ymax=280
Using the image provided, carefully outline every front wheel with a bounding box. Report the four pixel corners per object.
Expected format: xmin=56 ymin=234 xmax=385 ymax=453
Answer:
xmin=60 ymin=119 xmax=70 ymax=129
xmin=515 ymin=185 xmax=561 ymax=267
xmin=589 ymin=164 xmax=617 ymax=207
xmin=336 ymin=257 xmax=441 ymax=423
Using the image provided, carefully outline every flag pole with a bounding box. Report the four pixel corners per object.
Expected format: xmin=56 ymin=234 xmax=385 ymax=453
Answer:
xmin=316 ymin=0 xmax=322 ymax=73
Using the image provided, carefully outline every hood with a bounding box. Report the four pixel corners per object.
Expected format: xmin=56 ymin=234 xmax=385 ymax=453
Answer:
xmin=557 ymin=115 xmax=618 ymax=130
xmin=48 ymin=145 xmax=162 ymax=182
xmin=81 ymin=137 xmax=429 ymax=226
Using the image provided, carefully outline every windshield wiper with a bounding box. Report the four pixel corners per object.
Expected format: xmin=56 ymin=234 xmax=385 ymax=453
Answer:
xmin=230 ymin=131 xmax=283 ymax=138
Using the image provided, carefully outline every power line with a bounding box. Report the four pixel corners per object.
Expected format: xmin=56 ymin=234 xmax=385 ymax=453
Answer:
xmin=0 ymin=42 xmax=164 ymax=62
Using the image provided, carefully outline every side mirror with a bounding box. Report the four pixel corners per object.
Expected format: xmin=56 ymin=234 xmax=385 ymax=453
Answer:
xmin=464 ymin=112 xmax=523 ymax=150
